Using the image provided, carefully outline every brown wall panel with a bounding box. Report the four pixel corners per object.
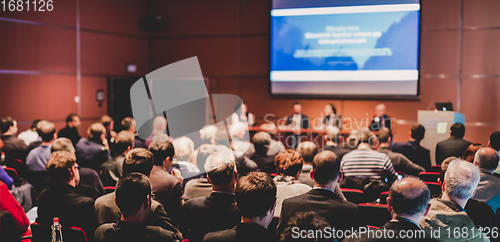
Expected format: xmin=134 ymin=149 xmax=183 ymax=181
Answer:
xmin=241 ymin=0 xmax=271 ymax=34
xmin=80 ymin=31 xmax=148 ymax=76
xmin=461 ymin=78 xmax=500 ymax=123
xmin=419 ymin=30 xmax=460 ymax=75
xmin=0 ymin=0 xmax=77 ymax=27
xmin=463 ymin=0 xmax=500 ymax=28
xmin=0 ymin=22 xmax=76 ymax=72
xmin=420 ymin=0 xmax=460 ymax=30
xmin=240 ymin=36 xmax=269 ymax=76
xmin=462 ymin=29 xmax=500 ymax=75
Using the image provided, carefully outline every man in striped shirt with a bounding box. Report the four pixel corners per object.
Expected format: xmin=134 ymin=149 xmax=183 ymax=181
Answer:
xmin=340 ymin=132 xmax=397 ymax=201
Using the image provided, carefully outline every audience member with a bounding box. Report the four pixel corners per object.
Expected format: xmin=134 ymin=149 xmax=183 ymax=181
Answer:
xmin=342 ymin=129 xmax=360 ymax=150
xmin=26 ymin=121 xmax=56 ymax=172
xmin=0 ymin=210 xmax=22 ymax=242
xmin=36 ymin=151 xmax=97 ymax=237
xmin=17 ymin=119 xmax=40 ymax=146
xmin=100 ymin=115 xmax=117 ymax=144
xmin=322 ymin=126 xmax=351 ymax=158
xmin=249 ymin=131 xmax=276 ymax=175
xmin=377 ymin=127 xmax=425 ymax=175
xmin=213 ymin=128 xmax=257 ymax=176
xmin=75 ymin=122 xmax=111 ymax=171
xmin=121 ymin=117 xmax=147 ymax=149
xmin=435 ymin=123 xmax=473 ymax=165
xmin=199 ymin=124 xmax=217 ymax=146
xmin=203 ymin=171 xmax=277 ymax=242
xmin=273 ymin=149 xmax=311 ymax=218
xmin=181 ymin=151 xmax=241 ymax=242
xmin=489 ymin=131 xmax=500 ymax=157
xmin=341 ymin=134 xmax=397 ymax=201
xmin=148 ymin=141 xmax=183 ymax=227
xmin=473 ymin=147 xmax=500 ymax=214
xmin=229 ymin=122 xmax=252 ymax=156
xmin=322 ymin=103 xmax=342 ymax=130
xmin=369 ymin=104 xmax=392 ymax=131
xmin=277 ymin=211 xmax=332 ymax=242
xmin=99 ymin=131 xmax=134 ymax=186
xmin=57 ymin=113 xmax=81 ymax=147
xmin=94 ymin=148 xmax=182 ymax=239
xmin=0 ymin=181 xmax=30 ymax=239
xmin=285 ymin=102 xmax=310 ymax=130
xmin=420 ymin=159 xmax=486 ymax=241
xmin=232 ymin=102 xmax=255 ymax=126
xmin=26 ymin=120 xmax=44 ymax=153
xmin=461 ymin=143 xmax=484 ymax=163
xmin=297 ymin=141 xmax=318 ymax=187
xmin=392 ymin=124 xmax=432 ymax=170
xmin=183 ymin=145 xmax=223 ymax=200
xmin=0 ymin=165 xmax=14 ymax=189
xmin=145 ymin=116 xmax=170 ymax=147
xmin=173 ymin=136 xmax=200 ymax=181
xmin=94 ymin=173 xmax=180 ymax=242
xmin=277 ymin=151 xmax=358 ymax=240
xmin=1 ymin=116 xmax=28 ymax=163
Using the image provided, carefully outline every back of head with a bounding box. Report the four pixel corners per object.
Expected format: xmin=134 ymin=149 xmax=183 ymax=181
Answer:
xmin=389 ymin=177 xmax=430 ymax=216
xmin=252 ymin=131 xmax=271 ymax=154
xmin=51 ymin=138 xmax=75 ymax=153
xmin=444 ymin=159 xmax=480 ymax=200
xmin=46 ymin=151 xmax=77 ymax=182
xmin=66 ymin=113 xmax=79 ymax=123
xmin=439 ymin=157 xmax=457 ymax=182
xmin=100 ymin=115 xmax=113 ymax=128
xmin=0 ymin=116 xmax=15 ymax=134
xmin=229 ymin=122 xmax=246 ymax=139
xmin=490 ymin=131 xmax=500 ymax=151
xmin=87 ymin=122 xmax=106 ymax=141
xmin=148 ymin=141 xmax=175 ymax=166
xmin=461 ymin=143 xmax=483 ymax=163
xmin=31 ymin=119 xmax=41 ymax=130
xmin=411 ymin=124 xmax=425 ymax=142
xmin=123 ymin=148 xmax=154 ymax=176
xmin=200 ymin=125 xmax=217 ymax=143
xmin=197 ymin=145 xmax=226 ymax=173
xmin=312 ymin=151 xmax=340 ymax=185
xmin=152 ymin=133 xmax=170 ymax=142
xmin=235 ymin=171 xmax=277 ymax=219
xmin=275 ymin=149 xmax=304 ymax=177
xmin=37 ymin=121 xmax=56 ymax=142
xmin=152 ymin=116 xmax=167 ymax=133
xmin=296 ymin=141 xmax=318 ymax=164
xmin=474 ymin=147 xmax=500 ymax=173
xmin=173 ymin=136 xmax=194 ymax=161
xmin=114 ymin=131 xmax=135 ymax=155
xmin=450 ymin=123 xmax=465 ymax=138
xmin=121 ymin=117 xmax=135 ymax=132
xmin=115 ymin=172 xmax=151 ymax=218
xmin=213 ymin=128 xmax=232 ymax=147
xmin=378 ymin=127 xmax=392 ymax=143
xmin=278 ymin=211 xmax=331 ymax=242
xmin=358 ymin=130 xmax=377 ymax=148
xmin=325 ymin=126 xmax=341 ymax=143
xmin=204 ymin=150 xmax=236 ymax=186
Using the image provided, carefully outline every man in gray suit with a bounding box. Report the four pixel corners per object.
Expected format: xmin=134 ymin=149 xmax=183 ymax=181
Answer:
xmin=473 ymin=147 xmax=500 ymax=214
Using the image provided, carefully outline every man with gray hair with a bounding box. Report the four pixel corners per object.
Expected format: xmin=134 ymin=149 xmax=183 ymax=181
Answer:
xmin=199 ymin=124 xmax=217 ymax=145
xmin=181 ymin=151 xmax=241 ymax=242
xmin=230 ymin=122 xmax=252 ymax=157
xmin=420 ymin=159 xmax=487 ymax=241
xmin=473 ymin=147 xmax=500 ymax=214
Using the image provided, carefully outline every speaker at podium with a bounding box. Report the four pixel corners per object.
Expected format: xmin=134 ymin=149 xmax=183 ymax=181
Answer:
xmin=418 ymin=108 xmax=465 ymax=166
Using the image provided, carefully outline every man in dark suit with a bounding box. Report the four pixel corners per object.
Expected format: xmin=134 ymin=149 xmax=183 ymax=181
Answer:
xmin=435 ymin=123 xmax=472 ymax=165
xmin=323 ymin=103 xmax=342 ymax=130
xmin=100 ymin=131 xmax=134 ymax=187
xmin=148 ymin=141 xmax=183 ymax=227
xmin=344 ymin=177 xmax=433 ymax=242
xmin=369 ymin=104 xmax=392 ymax=131
xmin=57 ymin=113 xmax=81 ymax=147
xmin=182 ymin=151 xmax=241 ymax=242
xmin=473 ymin=148 xmax=500 ymax=215
xmin=285 ymin=102 xmax=310 ymax=130
xmin=121 ymin=117 xmax=147 ymax=149
xmin=36 ymin=151 xmax=97 ymax=237
xmin=94 ymin=148 xmax=182 ymax=240
xmin=75 ymin=123 xmax=111 ymax=171
xmin=322 ymin=126 xmax=351 ymax=159
xmin=1 ymin=116 xmax=28 ymax=163
xmin=277 ymin=151 xmax=358 ymax=240
xmin=249 ymin=132 xmax=276 ymax=175
xmin=392 ymin=124 xmax=432 ymax=170
xmin=203 ymin=171 xmax=276 ymax=242
xmin=94 ymin=173 xmax=180 ymax=242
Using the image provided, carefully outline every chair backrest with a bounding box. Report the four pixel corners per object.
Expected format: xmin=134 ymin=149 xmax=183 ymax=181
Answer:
xmin=104 ymin=186 xmax=116 ymax=194
xmin=4 ymin=167 xmax=19 ymax=180
xmin=428 ymin=165 xmax=441 ymax=173
xmin=31 ymin=222 xmax=88 ymax=242
xmin=423 ymin=181 xmax=442 ymax=198
xmin=341 ymin=188 xmax=366 ymax=204
xmin=379 ymin=191 xmax=389 ymax=204
xmin=418 ymin=172 xmax=439 ymax=182
xmin=356 ymin=203 xmax=391 ymax=228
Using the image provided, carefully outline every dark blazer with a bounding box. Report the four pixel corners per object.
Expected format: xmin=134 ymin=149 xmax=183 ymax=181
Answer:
xmin=344 ymin=218 xmax=437 ymax=241
xmin=277 ymin=188 xmax=358 ymax=239
xmin=392 ymin=141 xmax=432 ymax=171
xmin=0 ymin=135 xmax=28 ymax=162
xmin=369 ymin=114 xmax=392 ymax=131
xmin=182 ymin=192 xmax=241 ymax=242
xmin=75 ymin=138 xmax=111 ymax=171
xmin=203 ymin=223 xmax=274 ymax=242
xmin=465 ymin=198 xmax=500 ymax=233
xmin=323 ymin=145 xmax=351 ymax=159
xmin=99 ymin=155 xmax=124 ymax=187
xmin=285 ymin=114 xmax=310 ymax=129
xmin=76 ymin=167 xmax=104 ymax=200
xmin=435 ymin=137 xmax=473 ymax=165
xmin=57 ymin=126 xmax=81 ymax=147
xmin=249 ymin=152 xmax=276 ymax=175
xmin=94 ymin=192 xmax=183 ymax=239
xmin=36 ymin=182 xmax=97 ymax=237
xmin=378 ymin=147 xmax=425 ymax=176
xmin=183 ymin=178 xmax=212 ymax=200
xmin=149 ymin=166 xmax=183 ymax=227
xmin=95 ymin=221 xmax=180 ymax=242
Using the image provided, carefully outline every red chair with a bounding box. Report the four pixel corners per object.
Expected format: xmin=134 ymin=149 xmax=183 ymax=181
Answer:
xmin=356 ymin=203 xmax=391 ymax=228
xmin=379 ymin=191 xmax=389 ymax=204
xmin=424 ymin=181 xmax=442 ymax=198
xmin=341 ymin=188 xmax=366 ymax=204
xmin=418 ymin=172 xmax=439 ymax=182
xmin=4 ymin=167 xmax=21 ymax=187
xmin=104 ymin=186 xmax=116 ymax=194
xmin=428 ymin=165 xmax=441 ymax=173
xmin=31 ymin=222 xmax=88 ymax=242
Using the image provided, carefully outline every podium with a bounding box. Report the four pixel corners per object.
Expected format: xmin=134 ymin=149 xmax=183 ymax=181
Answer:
xmin=417 ymin=110 xmax=465 ymax=166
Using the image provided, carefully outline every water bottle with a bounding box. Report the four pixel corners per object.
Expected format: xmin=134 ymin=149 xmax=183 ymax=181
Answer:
xmin=51 ymin=217 xmax=63 ymax=242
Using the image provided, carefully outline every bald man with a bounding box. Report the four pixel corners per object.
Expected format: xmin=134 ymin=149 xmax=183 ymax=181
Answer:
xmin=369 ymin=104 xmax=392 ymax=131
xmin=345 ymin=177 xmax=432 ymax=242
xmin=473 ymin=147 xmax=500 ymax=214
